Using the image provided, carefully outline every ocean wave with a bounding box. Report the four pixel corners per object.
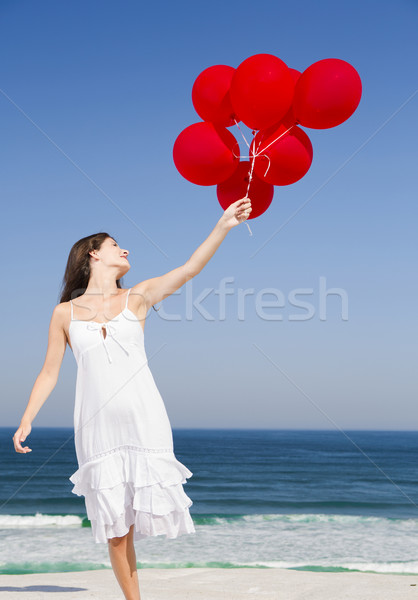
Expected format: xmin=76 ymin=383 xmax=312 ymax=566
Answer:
xmin=0 ymin=513 xmax=86 ymax=528
xmin=3 ymin=558 xmax=418 ymax=576
xmin=2 ymin=511 xmax=418 ymax=528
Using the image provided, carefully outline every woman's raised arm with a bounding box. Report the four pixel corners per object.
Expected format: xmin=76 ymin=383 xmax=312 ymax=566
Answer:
xmin=12 ymin=304 xmax=68 ymax=453
xmin=135 ymin=197 xmax=252 ymax=310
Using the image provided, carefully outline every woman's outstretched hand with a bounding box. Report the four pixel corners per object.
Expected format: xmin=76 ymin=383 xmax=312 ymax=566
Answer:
xmin=12 ymin=422 xmax=32 ymax=453
xmin=220 ymin=197 xmax=252 ymax=229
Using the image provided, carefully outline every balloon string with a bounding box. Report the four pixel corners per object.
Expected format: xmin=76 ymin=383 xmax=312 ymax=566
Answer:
xmin=242 ymin=132 xmax=263 ymax=237
xmin=233 ymin=119 xmax=253 ymax=235
xmin=256 ymin=123 xmax=295 ymax=154
xmin=246 ymin=135 xmax=261 ymax=196
xmin=250 ymin=123 xmax=296 ymax=178
xmin=233 ymin=118 xmax=251 ymax=149
xmin=231 ymin=121 xmax=295 ymax=237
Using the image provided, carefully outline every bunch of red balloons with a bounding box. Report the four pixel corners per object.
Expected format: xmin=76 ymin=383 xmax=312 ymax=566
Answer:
xmin=173 ymin=53 xmax=362 ymax=220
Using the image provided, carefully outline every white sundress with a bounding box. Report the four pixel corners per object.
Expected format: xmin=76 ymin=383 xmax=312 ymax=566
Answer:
xmin=67 ymin=287 xmax=196 ymax=543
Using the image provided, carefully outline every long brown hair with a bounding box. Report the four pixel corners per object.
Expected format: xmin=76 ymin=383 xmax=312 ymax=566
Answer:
xmin=59 ymin=232 xmax=159 ymax=311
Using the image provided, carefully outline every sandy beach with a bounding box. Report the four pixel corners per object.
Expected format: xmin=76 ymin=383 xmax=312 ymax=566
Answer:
xmin=0 ymin=567 xmax=417 ymax=599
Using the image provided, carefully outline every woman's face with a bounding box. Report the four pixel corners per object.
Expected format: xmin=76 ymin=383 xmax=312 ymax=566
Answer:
xmin=92 ymin=237 xmax=130 ymax=276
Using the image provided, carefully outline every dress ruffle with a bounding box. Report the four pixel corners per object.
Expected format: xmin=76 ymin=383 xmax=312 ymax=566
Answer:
xmin=69 ymin=447 xmax=196 ymax=543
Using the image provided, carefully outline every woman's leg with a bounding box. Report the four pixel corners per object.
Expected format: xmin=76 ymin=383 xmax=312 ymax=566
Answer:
xmin=108 ymin=523 xmax=141 ymax=600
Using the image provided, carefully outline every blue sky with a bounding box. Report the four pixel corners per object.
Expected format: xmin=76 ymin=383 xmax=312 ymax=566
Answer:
xmin=1 ymin=0 xmax=417 ymax=430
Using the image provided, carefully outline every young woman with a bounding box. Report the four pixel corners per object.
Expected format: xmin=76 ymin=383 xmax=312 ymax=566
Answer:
xmin=12 ymin=196 xmax=252 ymax=600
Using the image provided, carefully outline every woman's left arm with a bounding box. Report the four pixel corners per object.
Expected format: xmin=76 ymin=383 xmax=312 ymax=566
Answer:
xmin=135 ymin=196 xmax=252 ymax=310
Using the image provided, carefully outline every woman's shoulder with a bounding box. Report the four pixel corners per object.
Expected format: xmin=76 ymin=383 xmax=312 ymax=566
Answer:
xmin=42 ymin=301 xmax=70 ymax=331
xmin=54 ymin=300 xmax=71 ymax=318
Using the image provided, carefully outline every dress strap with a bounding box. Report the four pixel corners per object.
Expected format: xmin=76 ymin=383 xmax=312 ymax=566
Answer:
xmin=125 ymin=288 xmax=131 ymax=309
xmin=70 ymin=299 xmax=74 ymax=320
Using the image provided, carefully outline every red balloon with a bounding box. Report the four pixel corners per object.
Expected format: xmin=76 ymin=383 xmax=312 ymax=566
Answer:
xmin=217 ymin=161 xmax=273 ymax=219
xmin=173 ymin=122 xmax=240 ymax=186
xmin=230 ymin=54 xmax=295 ymax=131
xmin=192 ymin=65 xmax=237 ymax=127
xmin=293 ymin=58 xmax=362 ymax=129
xmin=289 ymin=68 xmax=302 ymax=85
xmin=251 ymin=123 xmax=313 ymax=186
xmin=280 ymin=68 xmax=302 ymax=127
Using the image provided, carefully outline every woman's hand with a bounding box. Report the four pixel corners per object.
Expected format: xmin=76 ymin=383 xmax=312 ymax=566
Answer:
xmin=220 ymin=197 xmax=252 ymax=229
xmin=12 ymin=421 xmax=32 ymax=453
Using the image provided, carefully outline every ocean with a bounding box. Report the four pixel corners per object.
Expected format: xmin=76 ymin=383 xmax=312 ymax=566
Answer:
xmin=1 ymin=427 xmax=418 ymax=575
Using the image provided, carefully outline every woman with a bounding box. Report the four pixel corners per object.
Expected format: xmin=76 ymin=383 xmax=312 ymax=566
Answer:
xmin=12 ymin=197 xmax=252 ymax=600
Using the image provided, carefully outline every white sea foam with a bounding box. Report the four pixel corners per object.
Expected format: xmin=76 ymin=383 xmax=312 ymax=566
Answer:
xmin=1 ymin=512 xmax=418 ymax=574
xmin=0 ymin=513 xmax=83 ymax=527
